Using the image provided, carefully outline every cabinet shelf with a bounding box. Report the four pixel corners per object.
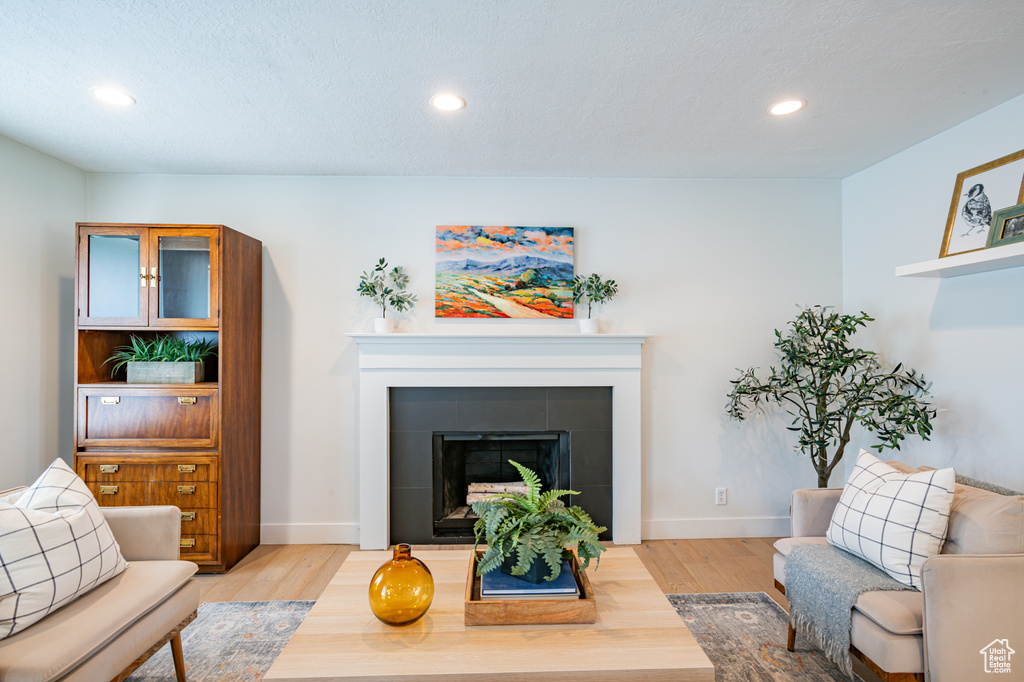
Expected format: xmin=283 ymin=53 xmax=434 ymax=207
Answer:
xmin=77 ymin=381 xmax=219 ymax=389
xmin=895 ymin=242 xmax=1024 ymax=278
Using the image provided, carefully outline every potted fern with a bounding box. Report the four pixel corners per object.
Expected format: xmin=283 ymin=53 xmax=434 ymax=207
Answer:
xmin=471 ymin=460 xmax=606 ymax=583
xmin=105 ymin=334 xmax=217 ymax=384
xmin=356 ymin=257 xmax=417 ymax=332
xmin=572 ymin=273 xmax=618 ymax=334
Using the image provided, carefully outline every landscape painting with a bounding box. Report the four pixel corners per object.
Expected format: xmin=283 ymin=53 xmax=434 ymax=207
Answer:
xmin=435 ymin=226 xmax=574 ymax=318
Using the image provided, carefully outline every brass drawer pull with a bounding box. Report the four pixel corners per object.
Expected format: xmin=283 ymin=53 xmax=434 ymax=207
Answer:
xmin=99 ymin=464 xmax=119 ymax=474
xmin=177 ymin=464 xmax=197 ymax=473
xmin=177 ymin=485 xmax=196 ymax=494
xmin=177 ymin=396 xmax=197 ymax=405
xmin=181 ymin=512 xmax=196 ymax=522
xmin=100 ymin=396 xmax=120 ymax=405
xmin=180 ymin=539 xmax=196 ymax=549
xmin=99 ymin=485 xmax=118 ymax=495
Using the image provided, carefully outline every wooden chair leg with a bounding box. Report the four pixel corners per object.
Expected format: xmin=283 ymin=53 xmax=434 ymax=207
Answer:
xmin=171 ymin=632 xmax=187 ymax=682
xmin=787 ymin=621 xmax=796 ymax=651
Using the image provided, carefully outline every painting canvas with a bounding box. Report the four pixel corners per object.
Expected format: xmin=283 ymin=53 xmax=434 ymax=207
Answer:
xmin=435 ymin=226 xmax=574 ymax=318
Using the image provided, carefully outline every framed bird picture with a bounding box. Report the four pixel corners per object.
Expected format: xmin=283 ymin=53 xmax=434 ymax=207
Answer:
xmin=940 ymin=148 xmax=1024 ymax=257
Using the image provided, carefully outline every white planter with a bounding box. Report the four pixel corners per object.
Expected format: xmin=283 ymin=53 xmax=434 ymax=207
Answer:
xmin=374 ymin=318 xmax=396 ymax=333
xmin=579 ymin=318 xmax=599 ymax=334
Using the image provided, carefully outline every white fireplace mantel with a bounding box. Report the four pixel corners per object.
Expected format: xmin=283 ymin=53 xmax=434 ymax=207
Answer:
xmin=348 ymin=333 xmax=652 ymax=549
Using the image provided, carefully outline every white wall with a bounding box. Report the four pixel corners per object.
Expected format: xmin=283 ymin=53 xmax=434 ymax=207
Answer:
xmin=0 ymin=135 xmax=86 ymax=488
xmin=86 ymin=175 xmax=842 ymax=541
xmin=843 ymin=92 xmax=1024 ymax=490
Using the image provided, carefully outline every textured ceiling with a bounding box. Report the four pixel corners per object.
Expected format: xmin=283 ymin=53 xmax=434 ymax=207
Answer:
xmin=2 ymin=0 xmax=1024 ymax=178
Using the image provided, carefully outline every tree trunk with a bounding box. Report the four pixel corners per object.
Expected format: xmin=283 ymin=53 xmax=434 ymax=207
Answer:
xmin=817 ymin=470 xmax=831 ymax=487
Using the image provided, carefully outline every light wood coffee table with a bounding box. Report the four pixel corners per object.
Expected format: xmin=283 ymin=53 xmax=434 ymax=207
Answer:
xmin=265 ymin=547 xmax=714 ymax=681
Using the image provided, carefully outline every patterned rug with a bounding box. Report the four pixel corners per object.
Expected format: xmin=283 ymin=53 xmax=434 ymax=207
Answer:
xmin=668 ymin=592 xmax=861 ymax=681
xmin=127 ymin=600 xmax=313 ymax=681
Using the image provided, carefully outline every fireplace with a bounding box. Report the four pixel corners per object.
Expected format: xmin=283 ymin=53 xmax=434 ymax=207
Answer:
xmin=432 ymin=431 xmax=570 ymax=539
xmin=349 ymin=333 xmax=650 ymax=549
xmin=388 ymin=387 xmax=612 ymax=544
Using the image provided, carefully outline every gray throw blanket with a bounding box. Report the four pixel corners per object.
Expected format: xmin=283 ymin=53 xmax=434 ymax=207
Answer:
xmin=786 ymin=544 xmax=915 ymax=679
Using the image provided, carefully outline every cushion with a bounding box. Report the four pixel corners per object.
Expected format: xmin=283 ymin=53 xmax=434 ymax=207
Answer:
xmin=897 ymin=464 xmax=1024 ymax=555
xmin=826 ymin=450 xmax=955 ymax=588
xmin=916 ymin=470 xmax=1024 ymax=555
xmin=0 ymin=561 xmax=198 ymax=682
xmin=0 ymin=459 xmax=128 ymax=638
xmin=853 ymin=589 xmax=923 ymax=635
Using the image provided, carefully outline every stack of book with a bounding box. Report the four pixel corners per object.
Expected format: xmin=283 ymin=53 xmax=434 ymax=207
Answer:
xmin=480 ymin=559 xmax=580 ymax=601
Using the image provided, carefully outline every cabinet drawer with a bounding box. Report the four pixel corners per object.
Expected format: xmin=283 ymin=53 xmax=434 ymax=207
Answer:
xmin=78 ymin=387 xmax=218 ymax=448
xmin=178 ymin=508 xmax=215 ymax=535
xmin=179 ymin=534 xmax=217 ymax=563
xmin=83 ymin=462 xmax=212 ymax=482
xmin=88 ymin=481 xmax=214 ymax=508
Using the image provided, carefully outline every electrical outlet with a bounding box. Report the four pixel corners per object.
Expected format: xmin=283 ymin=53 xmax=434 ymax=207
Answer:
xmin=715 ymin=487 xmax=727 ymax=505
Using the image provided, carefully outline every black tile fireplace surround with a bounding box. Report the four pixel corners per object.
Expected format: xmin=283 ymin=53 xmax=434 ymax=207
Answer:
xmin=388 ymin=387 xmax=613 ymax=544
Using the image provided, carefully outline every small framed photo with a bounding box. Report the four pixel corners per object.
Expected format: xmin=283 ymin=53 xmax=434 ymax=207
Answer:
xmin=987 ymin=203 xmax=1024 ymax=248
xmin=939 ymin=149 xmax=1024 ymax=258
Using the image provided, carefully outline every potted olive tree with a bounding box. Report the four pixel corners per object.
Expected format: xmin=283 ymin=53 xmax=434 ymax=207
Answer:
xmin=472 ymin=460 xmax=605 ymax=583
xmin=572 ymin=273 xmax=618 ymax=334
xmin=727 ymin=305 xmax=936 ymax=487
xmin=356 ymin=257 xmax=417 ymax=332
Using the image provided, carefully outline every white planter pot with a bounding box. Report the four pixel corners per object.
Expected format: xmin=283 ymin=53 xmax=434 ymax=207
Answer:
xmin=374 ymin=318 xmax=396 ymax=333
xmin=579 ymin=318 xmax=599 ymax=334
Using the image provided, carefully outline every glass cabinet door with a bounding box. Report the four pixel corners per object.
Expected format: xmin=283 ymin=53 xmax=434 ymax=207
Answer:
xmin=148 ymin=228 xmax=219 ymax=327
xmin=78 ymin=226 xmax=149 ymax=326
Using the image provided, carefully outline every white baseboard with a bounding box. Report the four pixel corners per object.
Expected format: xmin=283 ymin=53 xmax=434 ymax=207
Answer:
xmin=260 ymin=523 xmax=359 ymax=545
xmin=641 ymin=516 xmax=790 ymax=540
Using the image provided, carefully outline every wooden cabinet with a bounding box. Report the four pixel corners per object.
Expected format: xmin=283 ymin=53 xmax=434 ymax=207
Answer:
xmin=73 ymin=223 xmax=261 ymax=573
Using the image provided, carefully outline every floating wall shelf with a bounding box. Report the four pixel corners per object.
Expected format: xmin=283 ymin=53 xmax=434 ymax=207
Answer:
xmin=895 ymin=242 xmax=1024 ymax=278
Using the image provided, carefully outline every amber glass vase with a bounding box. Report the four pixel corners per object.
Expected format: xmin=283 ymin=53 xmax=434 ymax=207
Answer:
xmin=368 ymin=543 xmax=434 ymax=626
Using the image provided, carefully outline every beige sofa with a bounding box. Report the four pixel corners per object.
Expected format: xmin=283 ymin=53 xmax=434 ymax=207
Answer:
xmin=0 ymin=487 xmax=200 ymax=682
xmin=773 ymin=465 xmax=1024 ymax=682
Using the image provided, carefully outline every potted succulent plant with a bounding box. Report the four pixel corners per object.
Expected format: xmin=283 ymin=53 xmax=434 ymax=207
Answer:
xmin=471 ymin=460 xmax=606 ymax=583
xmin=104 ymin=334 xmax=217 ymax=384
xmin=356 ymin=257 xmax=418 ymax=332
xmin=572 ymin=273 xmax=618 ymax=334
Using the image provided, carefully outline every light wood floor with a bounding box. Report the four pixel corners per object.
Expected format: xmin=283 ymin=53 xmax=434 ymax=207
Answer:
xmin=194 ymin=539 xmax=788 ymax=610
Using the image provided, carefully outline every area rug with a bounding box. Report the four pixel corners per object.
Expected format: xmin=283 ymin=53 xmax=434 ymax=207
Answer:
xmin=668 ymin=592 xmax=861 ymax=681
xmin=127 ymin=600 xmax=313 ymax=681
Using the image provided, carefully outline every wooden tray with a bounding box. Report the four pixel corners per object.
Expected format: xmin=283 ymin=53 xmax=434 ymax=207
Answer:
xmin=464 ymin=550 xmax=597 ymax=625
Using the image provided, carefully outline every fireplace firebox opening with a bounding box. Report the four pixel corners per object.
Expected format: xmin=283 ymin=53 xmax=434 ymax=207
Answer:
xmin=432 ymin=431 xmax=570 ymax=540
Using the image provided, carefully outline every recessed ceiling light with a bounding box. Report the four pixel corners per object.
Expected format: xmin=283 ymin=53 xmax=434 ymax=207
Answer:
xmin=90 ymin=87 xmax=136 ymax=106
xmin=430 ymin=94 xmax=466 ymax=111
xmin=768 ymin=99 xmax=806 ymax=116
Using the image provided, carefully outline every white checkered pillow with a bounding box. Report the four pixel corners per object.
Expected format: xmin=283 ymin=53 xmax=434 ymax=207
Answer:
xmin=0 ymin=458 xmax=128 ymax=638
xmin=826 ymin=450 xmax=954 ymax=588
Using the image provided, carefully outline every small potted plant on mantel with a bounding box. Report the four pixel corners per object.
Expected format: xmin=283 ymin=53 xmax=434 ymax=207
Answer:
xmin=472 ymin=460 xmax=606 ymax=584
xmin=356 ymin=257 xmax=418 ymax=333
xmin=104 ymin=334 xmax=217 ymax=384
xmin=572 ymin=273 xmax=618 ymax=334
